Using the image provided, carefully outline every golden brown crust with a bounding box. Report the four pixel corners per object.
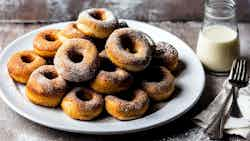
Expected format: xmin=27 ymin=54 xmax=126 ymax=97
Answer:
xmin=105 ymin=89 xmax=149 ymax=120
xmin=90 ymin=68 xmax=133 ymax=94
xmin=105 ymin=28 xmax=152 ymax=72
xmin=77 ymin=8 xmax=118 ymax=39
xmin=25 ymin=65 xmax=67 ymax=107
xmin=61 ymin=87 xmax=104 ymax=120
xmin=58 ymin=23 xmax=87 ymax=41
xmin=54 ymin=39 xmax=99 ymax=82
xmin=33 ymin=29 xmax=62 ymax=57
xmin=90 ymin=53 xmax=133 ymax=94
xmin=141 ymin=66 xmax=175 ymax=101
xmin=7 ymin=50 xmax=46 ymax=84
xmin=152 ymin=41 xmax=179 ymax=71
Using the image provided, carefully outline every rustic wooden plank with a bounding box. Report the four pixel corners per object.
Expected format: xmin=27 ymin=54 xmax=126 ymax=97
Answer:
xmin=0 ymin=0 xmax=82 ymax=23
xmin=0 ymin=0 xmax=250 ymax=23
xmin=0 ymin=21 xmax=249 ymax=141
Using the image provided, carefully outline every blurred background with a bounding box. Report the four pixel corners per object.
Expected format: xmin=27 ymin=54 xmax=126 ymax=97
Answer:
xmin=0 ymin=0 xmax=250 ymax=23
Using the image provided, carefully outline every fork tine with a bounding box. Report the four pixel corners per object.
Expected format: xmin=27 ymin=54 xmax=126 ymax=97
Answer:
xmin=241 ymin=59 xmax=246 ymax=82
xmin=229 ymin=59 xmax=237 ymax=80
xmin=233 ymin=59 xmax=240 ymax=81
xmin=237 ymin=59 xmax=243 ymax=81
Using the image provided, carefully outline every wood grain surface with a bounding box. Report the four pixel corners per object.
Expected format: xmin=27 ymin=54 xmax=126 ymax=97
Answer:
xmin=0 ymin=0 xmax=250 ymax=23
xmin=0 ymin=1 xmax=250 ymax=141
xmin=0 ymin=21 xmax=249 ymax=141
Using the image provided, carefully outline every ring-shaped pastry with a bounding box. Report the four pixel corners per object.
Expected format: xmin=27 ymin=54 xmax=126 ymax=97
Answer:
xmin=77 ymin=8 xmax=118 ymax=39
xmin=7 ymin=50 xmax=46 ymax=83
xmin=61 ymin=87 xmax=104 ymax=120
xmin=105 ymin=28 xmax=152 ymax=72
xmin=141 ymin=66 xmax=175 ymax=101
xmin=105 ymin=89 xmax=149 ymax=120
xmin=54 ymin=39 xmax=99 ymax=82
xmin=33 ymin=29 xmax=62 ymax=57
xmin=90 ymin=52 xmax=133 ymax=94
xmin=25 ymin=65 xmax=67 ymax=107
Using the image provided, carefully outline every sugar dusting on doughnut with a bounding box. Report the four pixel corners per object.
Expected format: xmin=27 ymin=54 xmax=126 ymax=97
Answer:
xmin=54 ymin=38 xmax=99 ymax=82
xmin=152 ymin=41 xmax=179 ymax=71
xmin=105 ymin=28 xmax=152 ymax=72
xmin=7 ymin=50 xmax=46 ymax=84
xmin=105 ymin=89 xmax=149 ymax=120
xmin=61 ymin=87 xmax=104 ymax=120
xmin=77 ymin=8 xmax=119 ymax=39
xmin=90 ymin=53 xmax=133 ymax=94
xmin=25 ymin=65 xmax=67 ymax=107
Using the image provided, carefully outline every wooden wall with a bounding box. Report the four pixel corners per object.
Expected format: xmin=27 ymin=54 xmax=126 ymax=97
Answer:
xmin=0 ymin=0 xmax=249 ymax=23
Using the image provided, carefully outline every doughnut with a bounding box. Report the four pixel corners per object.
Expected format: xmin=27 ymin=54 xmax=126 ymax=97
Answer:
xmin=105 ymin=28 xmax=152 ymax=72
xmin=7 ymin=50 xmax=46 ymax=84
xmin=141 ymin=66 xmax=175 ymax=101
xmin=105 ymin=89 xmax=149 ymax=120
xmin=58 ymin=23 xmax=87 ymax=42
xmin=54 ymin=38 xmax=99 ymax=82
xmin=61 ymin=87 xmax=104 ymax=120
xmin=152 ymin=41 xmax=179 ymax=71
xmin=33 ymin=29 xmax=62 ymax=58
xmin=90 ymin=52 xmax=133 ymax=94
xmin=25 ymin=65 xmax=67 ymax=107
xmin=77 ymin=8 xmax=118 ymax=39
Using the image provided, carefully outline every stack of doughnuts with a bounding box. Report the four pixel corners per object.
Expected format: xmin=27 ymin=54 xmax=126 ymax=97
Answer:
xmin=7 ymin=8 xmax=179 ymax=121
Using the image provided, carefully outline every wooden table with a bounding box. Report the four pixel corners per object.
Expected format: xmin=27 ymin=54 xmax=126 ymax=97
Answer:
xmin=1 ymin=0 xmax=250 ymax=140
xmin=0 ymin=21 xmax=250 ymax=141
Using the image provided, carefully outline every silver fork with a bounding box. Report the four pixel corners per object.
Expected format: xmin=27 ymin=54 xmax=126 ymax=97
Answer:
xmin=205 ymin=58 xmax=248 ymax=139
xmin=228 ymin=58 xmax=248 ymax=118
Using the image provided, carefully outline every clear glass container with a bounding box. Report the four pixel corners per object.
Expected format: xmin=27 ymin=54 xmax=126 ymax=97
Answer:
xmin=196 ymin=0 xmax=240 ymax=75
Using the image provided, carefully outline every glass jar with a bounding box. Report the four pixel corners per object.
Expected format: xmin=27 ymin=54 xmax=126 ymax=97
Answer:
xmin=196 ymin=0 xmax=240 ymax=75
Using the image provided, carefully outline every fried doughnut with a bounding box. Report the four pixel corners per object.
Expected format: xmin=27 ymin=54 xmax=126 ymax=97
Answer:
xmin=7 ymin=50 xmax=46 ymax=84
xmin=54 ymin=39 xmax=99 ymax=82
xmin=33 ymin=29 xmax=62 ymax=57
xmin=25 ymin=65 xmax=67 ymax=107
xmin=141 ymin=66 xmax=175 ymax=101
xmin=105 ymin=89 xmax=149 ymax=120
xmin=77 ymin=8 xmax=118 ymax=39
xmin=90 ymin=52 xmax=133 ymax=94
xmin=61 ymin=87 xmax=104 ymax=120
xmin=105 ymin=28 xmax=152 ymax=72
xmin=58 ymin=23 xmax=87 ymax=42
xmin=153 ymin=41 xmax=179 ymax=71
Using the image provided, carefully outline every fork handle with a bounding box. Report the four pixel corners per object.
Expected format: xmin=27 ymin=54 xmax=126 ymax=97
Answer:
xmin=204 ymin=87 xmax=232 ymax=139
xmin=230 ymin=86 xmax=243 ymax=118
xmin=205 ymin=107 xmax=226 ymax=139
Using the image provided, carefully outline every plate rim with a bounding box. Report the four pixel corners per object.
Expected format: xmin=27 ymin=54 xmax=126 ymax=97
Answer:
xmin=0 ymin=19 xmax=205 ymax=134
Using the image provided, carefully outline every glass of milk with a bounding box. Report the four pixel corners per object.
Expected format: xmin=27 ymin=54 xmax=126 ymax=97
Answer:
xmin=196 ymin=0 xmax=239 ymax=75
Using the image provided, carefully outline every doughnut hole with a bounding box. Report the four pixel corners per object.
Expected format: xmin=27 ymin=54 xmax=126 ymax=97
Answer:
xmin=43 ymin=71 xmax=58 ymax=80
xmin=144 ymin=67 xmax=164 ymax=82
xmin=89 ymin=10 xmax=106 ymax=21
xmin=120 ymin=34 xmax=137 ymax=54
xmin=45 ymin=34 xmax=57 ymax=42
xmin=67 ymin=48 xmax=83 ymax=63
xmin=21 ymin=55 xmax=34 ymax=63
xmin=75 ymin=90 xmax=92 ymax=101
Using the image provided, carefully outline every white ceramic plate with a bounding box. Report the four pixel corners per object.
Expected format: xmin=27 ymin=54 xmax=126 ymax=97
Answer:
xmin=0 ymin=20 xmax=205 ymax=134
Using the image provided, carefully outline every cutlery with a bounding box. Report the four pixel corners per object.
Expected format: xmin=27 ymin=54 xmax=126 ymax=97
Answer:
xmin=228 ymin=58 xmax=248 ymax=118
xmin=205 ymin=58 xmax=248 ymax=139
